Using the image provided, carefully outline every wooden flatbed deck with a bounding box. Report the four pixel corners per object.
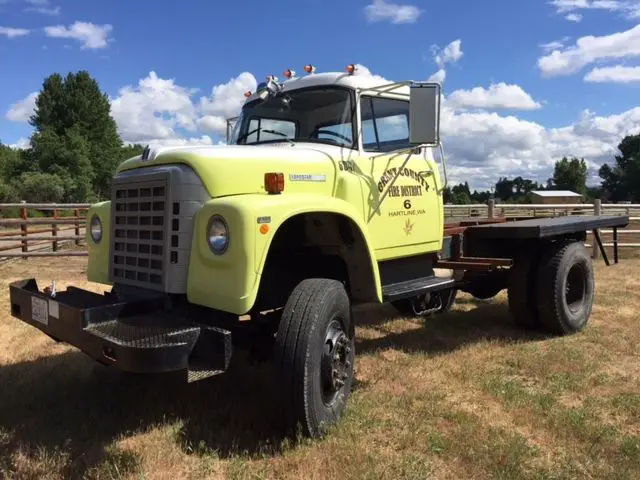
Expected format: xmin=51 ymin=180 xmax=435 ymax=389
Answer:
xmin=465 ymin=215 xmax=630 ymax=239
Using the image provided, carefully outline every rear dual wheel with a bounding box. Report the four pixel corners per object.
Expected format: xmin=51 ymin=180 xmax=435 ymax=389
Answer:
xmin=508 ymin=240 xmax=595 ymax=335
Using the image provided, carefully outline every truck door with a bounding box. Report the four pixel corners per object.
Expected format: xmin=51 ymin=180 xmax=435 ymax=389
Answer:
xmin=359 ymin=95 xmax=443 ymax=256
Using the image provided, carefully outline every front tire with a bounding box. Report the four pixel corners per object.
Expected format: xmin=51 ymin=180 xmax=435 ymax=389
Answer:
xmin=273 ymin=278 xmax=355 ymax=438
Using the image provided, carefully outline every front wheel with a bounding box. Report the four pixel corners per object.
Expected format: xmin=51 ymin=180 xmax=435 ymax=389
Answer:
xmin=273 ymin=278 xmax=355 ymax=438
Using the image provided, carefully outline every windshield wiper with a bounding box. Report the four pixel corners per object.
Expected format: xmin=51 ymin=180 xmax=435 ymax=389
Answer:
xmin=262 ymin=129 xmax=288 ymax=137
xmin=237 ymin=128 xmax=291 ymax=144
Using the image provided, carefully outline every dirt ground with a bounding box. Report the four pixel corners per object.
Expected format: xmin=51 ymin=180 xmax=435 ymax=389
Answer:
xmin=0 ymin=256 xmax=639 ymax=479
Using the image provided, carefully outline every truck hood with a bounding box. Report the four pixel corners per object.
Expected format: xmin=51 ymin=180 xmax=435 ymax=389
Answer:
xmin=117 ymin=143 xmax=345 ymax=198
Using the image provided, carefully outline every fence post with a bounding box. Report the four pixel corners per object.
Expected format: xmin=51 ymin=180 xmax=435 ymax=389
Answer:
xmin=74 ymin=208 xmax=80 ymax=245
xmin=593 ymin=199 xmax=601 ymax=259
xmin=488 ymin=199 xmax=495 ymax=219
xmin=20 ymin=201 xmax=28 ymax=260
xmin=52 ymin=208 xmax=58 ymax=252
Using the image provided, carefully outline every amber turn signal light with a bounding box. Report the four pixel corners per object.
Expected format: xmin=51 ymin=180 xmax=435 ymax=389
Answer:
xmin=265 ymin=172 xmax=284 ymax=194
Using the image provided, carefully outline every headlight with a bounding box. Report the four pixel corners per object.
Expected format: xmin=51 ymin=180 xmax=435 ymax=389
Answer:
xmin=90 ymin=214 xmax=102 ymax=243
xmin=207 ymin=215 xmax=229 ymax=254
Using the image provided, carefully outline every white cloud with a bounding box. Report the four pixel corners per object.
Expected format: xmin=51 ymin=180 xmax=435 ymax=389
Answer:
xmin=584 ymin=64 xmax=640 ymax=82
xmin=447 ymin=83 xmax=542 ymax=110
xmin=439 ymin=104 xmax=640 ymax=188
xmin=9 ymin=137 xmax=30 ymax=149
xmin=428 ymin=69 xmax=446 ymax=83
xmin=23 ymin=0 xmax=60 ymax=15
xmin=550 ymin=0 xmax=640 ymax=19
xmin=196 ymin=116 xmax=228 ymax=134
xmin=5 ymin=92 xmax=37 ymax=122
xmin=110 ymin=71 xmax=199 ymax=143
xmin=44 ymin=21 xmax=113 ymax=49
xmin=364 ymin=0 xmax=423 ymax=24
xmin=0 ymin=26 xmax=30 ymax=38
xmin=566 ymin=12 xmax=583 ymax=21
xmin=425 ymin=39 xmax=463 ymax=84
xmin=353 ymin=64 xmax=391 ymax=83
xmin=537 ymin=24 xmax=640 ymax=76
xmin=539 ymin=36 xmax=572 ymax=53
xmin=435 ymin=39 xmax=463 ymax=68
xmin=26 ymin=5 xmax=60 ymax=15
xmin=197 ymin=72 xmax=257 ymax=135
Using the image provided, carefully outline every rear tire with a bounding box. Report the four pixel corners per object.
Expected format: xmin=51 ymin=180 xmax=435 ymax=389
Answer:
xmin=535 ymin=240 xmax=594 ymax=335
xmin=507 ymin=247 xmax=541 ymax=328
xmin=273 ymin=278 xmax=355 ymax=438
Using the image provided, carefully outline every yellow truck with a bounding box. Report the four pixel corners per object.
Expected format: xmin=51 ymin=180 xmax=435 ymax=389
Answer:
xmin=8 ymin=65 xmax=629 ymax=438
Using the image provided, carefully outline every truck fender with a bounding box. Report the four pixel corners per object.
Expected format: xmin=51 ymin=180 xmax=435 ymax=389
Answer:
xmin=254 ymin=194 xmax=383 ymax=304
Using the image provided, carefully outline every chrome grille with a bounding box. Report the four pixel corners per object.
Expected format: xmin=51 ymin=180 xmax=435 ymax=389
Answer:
xmin=111 ymin=179 xmax=168 ymax=288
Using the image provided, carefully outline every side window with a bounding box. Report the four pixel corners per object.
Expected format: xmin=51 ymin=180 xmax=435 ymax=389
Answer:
xmin=360 ymin=97 xmax=410 ymax=152
xmin=245 ymin=117 xmax=296 ymax=144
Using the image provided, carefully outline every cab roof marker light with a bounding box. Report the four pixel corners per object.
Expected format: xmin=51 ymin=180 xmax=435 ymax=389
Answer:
xmin=346 ymin=64 xmax=356 ymax=75
xmin=304 ymin=64 xmax=316 ymax=74
xmin=244 ymin=91 xmax=252 ymax=97
xmin=283 ymin=69 xmax=296 ymax=79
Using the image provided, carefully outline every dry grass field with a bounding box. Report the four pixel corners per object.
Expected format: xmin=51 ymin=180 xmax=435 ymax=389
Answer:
xmin=1 ymin=256 xmax=639 ymax=479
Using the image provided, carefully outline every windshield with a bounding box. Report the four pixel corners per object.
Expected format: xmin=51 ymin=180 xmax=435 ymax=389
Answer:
xmin=230 ymin=87 xmax=355 ymax=148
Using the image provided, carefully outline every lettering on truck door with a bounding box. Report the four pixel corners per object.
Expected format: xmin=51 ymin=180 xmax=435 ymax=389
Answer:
xmin=359 ymin=95 xmax=441 ymax=252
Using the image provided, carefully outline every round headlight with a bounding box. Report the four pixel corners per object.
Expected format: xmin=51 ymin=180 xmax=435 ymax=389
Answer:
xmin=207 ymin=215 xmax=229 ymax=254
xmin=90 ymin=214 xmax=102 ymax=243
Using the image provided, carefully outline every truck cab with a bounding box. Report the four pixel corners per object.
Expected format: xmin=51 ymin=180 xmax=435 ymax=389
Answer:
xmin=227 ymin=69 xmax=446 ymax=257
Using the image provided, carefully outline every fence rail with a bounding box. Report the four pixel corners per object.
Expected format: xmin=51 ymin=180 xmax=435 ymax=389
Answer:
xmin=0 ymin=200 xmax=637 ymax=259
xmin=0 ymin=203 xmax=90 ymax=259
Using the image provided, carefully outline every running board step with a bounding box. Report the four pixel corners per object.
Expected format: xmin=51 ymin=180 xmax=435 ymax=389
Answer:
xmin=382 ymin=277 xmax=456 ymax=302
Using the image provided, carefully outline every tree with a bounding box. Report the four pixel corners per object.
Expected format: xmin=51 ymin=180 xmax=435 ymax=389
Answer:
xmin=120 ymin=143 xmax=145 ymax=162
xmin=494 ymin=177 xmax=515 ymax=202
xmin=599 ymin=134 xmax=640 ymax=202
xmin=550 ymin=157 xmax=588 ymax=194
xmin=29 ymin=71 xmax=122 ymax=201
xmin=450 ymin=182 xmax=472 ymax=204
xmin=13 ymin=172 xmax=65 ymax=203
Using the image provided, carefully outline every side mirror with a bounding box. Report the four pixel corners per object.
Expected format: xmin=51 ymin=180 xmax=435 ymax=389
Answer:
xmin=409 ymin=82 xmax=441 ymax=146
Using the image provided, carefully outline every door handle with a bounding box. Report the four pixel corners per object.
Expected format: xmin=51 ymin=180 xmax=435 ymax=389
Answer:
xmin=418 ymin=171 xmax=433 ymax=177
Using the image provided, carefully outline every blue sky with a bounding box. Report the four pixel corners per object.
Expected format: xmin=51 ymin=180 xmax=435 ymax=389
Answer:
xmin=2 ymin=0 xmax=640 ymax=188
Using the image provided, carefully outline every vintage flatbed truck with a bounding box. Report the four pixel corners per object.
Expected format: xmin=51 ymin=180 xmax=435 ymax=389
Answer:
xmin=8 ymin=65 xmax=629 ymax=438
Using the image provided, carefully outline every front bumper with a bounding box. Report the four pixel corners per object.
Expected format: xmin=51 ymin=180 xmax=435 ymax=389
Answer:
xmin=8 ymin=279 xmax=232 ymax=382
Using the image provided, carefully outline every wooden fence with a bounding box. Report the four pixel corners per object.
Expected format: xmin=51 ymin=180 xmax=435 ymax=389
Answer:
xmin=0 ymin=200 xmax=637 ymax=259
xmin=0 ymin=203 xmax=90 ymax=259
